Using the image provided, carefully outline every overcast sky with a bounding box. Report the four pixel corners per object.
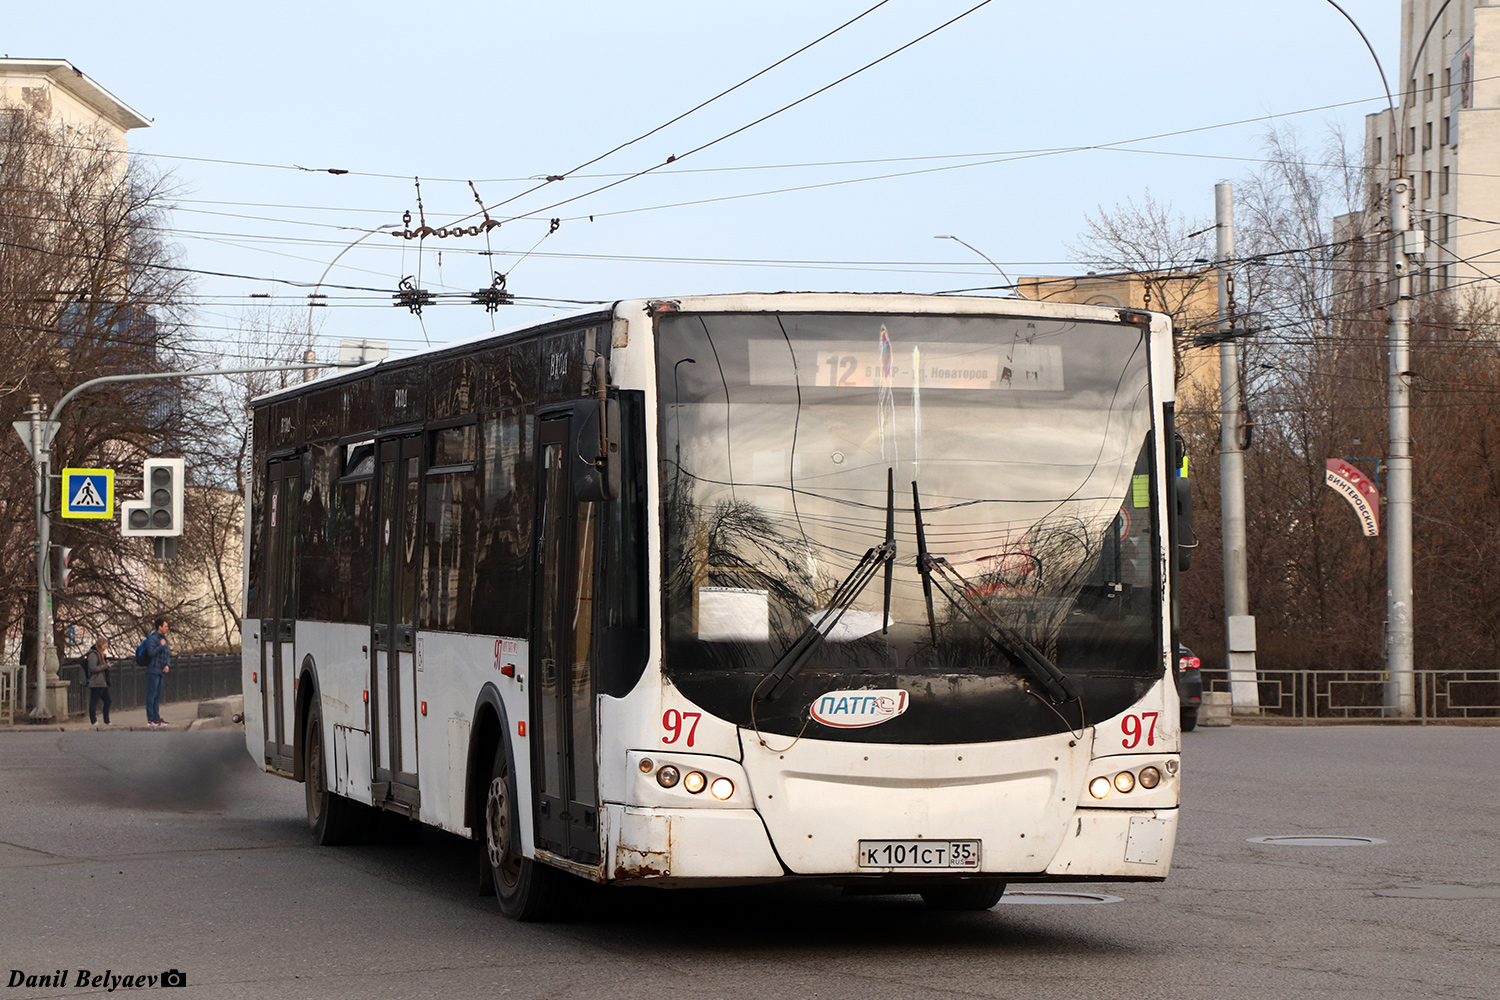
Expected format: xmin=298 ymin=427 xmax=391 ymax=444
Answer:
xmin=7 ymin=1 xmax=1399 ymax=359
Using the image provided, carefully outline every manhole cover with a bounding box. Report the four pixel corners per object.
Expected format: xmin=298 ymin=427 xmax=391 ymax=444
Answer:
xmin=997 ymin=890 xmax=1123 ymax=905
xmin=1247 ymin=835 xmax=1387 ymax=847
xmin=1374 ymin=885 xmax=1500 ymax=900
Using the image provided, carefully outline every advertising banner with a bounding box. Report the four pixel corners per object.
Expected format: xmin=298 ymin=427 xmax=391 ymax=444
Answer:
xmin=1325 ymin=458 xmax=1379 ymax=536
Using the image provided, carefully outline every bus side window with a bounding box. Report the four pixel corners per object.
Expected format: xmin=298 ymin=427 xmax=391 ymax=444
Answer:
xmin=597 ymin=390 xmax=648 ymax=697
xmin=423 ymin=423 xmax=478 ymax=632
xmin=472 ymin=408 xmax=534 ymax=639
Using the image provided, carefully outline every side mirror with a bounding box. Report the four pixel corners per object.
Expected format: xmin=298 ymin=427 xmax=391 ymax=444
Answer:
xmin=573 ymin=396 xmax=620 ymax=502
xmin=1175 ymin=475 xmax=1194 ymax=572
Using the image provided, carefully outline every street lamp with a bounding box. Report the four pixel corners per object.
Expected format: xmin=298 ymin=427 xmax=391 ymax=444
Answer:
xmin=934 ymin=235 xmax=1016 ymax=293
xmin=304 ymin=225 xmax=399 ymax=379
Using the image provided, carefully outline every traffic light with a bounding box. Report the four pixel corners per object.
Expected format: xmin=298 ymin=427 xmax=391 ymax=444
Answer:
xmin=120 ymin=457 xmax=185 ymax=537
xmin=54 ymin=545 xmax=74 ymax=590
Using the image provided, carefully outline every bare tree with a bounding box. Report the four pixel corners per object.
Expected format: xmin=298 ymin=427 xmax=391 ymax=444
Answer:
xmin=0 ymin=100 xmax=199 ymax=672
xmin=1070 ymin=127 xmax=1383 ymax=671
xmin=166 ymin=307 xmax=330 ymax=648
xmin=1075 ymin=123 xmax=1500 ymax=681
xmin=1069 ymin=190 xmax=1216 ymax=381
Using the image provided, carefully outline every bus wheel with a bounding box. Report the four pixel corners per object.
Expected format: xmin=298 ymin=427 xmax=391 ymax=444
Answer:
xmin=484 ymin=740 xmax=573 ymax=921
xmin=920 ymin=880 xmax=1007 ymax=911
xmin=305 ymin=700 xmax=365 ymax=846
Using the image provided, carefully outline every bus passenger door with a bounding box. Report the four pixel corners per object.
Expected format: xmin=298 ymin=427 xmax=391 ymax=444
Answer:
xmin=260 ymin=458 xmax=300 ymax=772
xmin=531 ymin=414 xmax=601 ymax=865
xmin=372 ymin=435 xmax=422 ymax=813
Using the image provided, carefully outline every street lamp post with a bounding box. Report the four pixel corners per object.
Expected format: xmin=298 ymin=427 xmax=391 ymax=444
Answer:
xmin=23 ymin=363 xmax=350 ymax=721
xmin=26 ymin=395 xmax=61 ymax=719
xmin=933 ymin=235 xmax=1016 ymax=292
xmin=1323 ymin=0 xmax=1417 ymax=716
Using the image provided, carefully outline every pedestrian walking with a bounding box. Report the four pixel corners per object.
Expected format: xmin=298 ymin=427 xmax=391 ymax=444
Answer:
xmin=84 ymin=638 xmax=112 ymax=726
xmin=143 ymin=618 xmax=171 ymax=728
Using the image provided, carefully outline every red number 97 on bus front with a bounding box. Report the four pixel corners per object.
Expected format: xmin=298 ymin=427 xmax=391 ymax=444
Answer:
xmin=1120 ymin=712 xmax=1158 ymax=749
xmin=661 ymin=709 xmax=701 ymax=747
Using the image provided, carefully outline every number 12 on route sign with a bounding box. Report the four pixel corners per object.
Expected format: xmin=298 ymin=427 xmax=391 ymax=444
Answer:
xmin=61 ymin=468 xmax=114 ymax=519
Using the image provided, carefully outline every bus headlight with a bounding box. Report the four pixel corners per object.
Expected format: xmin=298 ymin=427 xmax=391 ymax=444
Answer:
xmin=710 ymin=777 xmax=734 ymax=800
xmin=656 ymin=765 xmax=680 ymax=788
xmin=1113 ymin=771 xmax=1136 ymax=793
xmin=683 ymin=771 xmax=707 ymax=794
xmin=1088 ymin=776 xmax=1111 ymax=799
xmin=1138 ymin=766 xmax=1161 ymax=789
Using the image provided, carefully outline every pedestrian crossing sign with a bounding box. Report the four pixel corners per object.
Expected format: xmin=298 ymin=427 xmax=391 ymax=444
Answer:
xmin=61 ymin=468 xmax=114 ymax=519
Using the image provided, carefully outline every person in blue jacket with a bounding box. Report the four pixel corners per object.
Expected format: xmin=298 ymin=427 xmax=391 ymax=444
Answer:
xmin=144 ymin=618 xmax=171 ymax=728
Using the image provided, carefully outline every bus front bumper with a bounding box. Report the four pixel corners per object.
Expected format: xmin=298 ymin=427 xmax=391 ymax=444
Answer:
xmin=600 ymin=803 xmax=1178 ymax=884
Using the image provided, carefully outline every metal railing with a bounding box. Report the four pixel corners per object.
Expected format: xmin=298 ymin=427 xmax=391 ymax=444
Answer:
xmin=62 ymin=653 xmax=242 ymax=716
xmin=0 ymin=667 xmax=19 ymax=724
xmin=1204 ymin=668 xmax=1500 ymax=722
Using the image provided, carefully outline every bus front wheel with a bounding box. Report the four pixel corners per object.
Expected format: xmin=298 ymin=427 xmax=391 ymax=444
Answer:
xmin=305 ymin=700 xmax=367 ymax=845
xmin=484 ymin=740 xmax=574 ymax=921
xmin=920 ymin=879 xmax=1007 ymax=911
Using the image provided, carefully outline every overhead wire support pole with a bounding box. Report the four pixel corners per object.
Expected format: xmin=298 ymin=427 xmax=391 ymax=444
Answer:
xmin=25 ymin=362 xmax=353 ymax=722
xmin=1387 ymin=179 xmax=1416 ymax=717
xmin=1215 ymin=183 xmax=1258 ymax=714
xmin=1323 ymin=0 xmax=1415 ymax=717
xmin=27 ymin=395 xmax=58 ymax=720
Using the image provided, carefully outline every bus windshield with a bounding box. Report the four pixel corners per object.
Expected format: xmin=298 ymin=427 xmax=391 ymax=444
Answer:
xmin=657 ymin=310 xmax=1160 ymax=742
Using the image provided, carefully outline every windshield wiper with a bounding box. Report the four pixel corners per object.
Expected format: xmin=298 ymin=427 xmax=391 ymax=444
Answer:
xmin=759 ymin=469 xmax=897 ymax=702
xmin=911 ymin=481 xmax=1079 ymax=705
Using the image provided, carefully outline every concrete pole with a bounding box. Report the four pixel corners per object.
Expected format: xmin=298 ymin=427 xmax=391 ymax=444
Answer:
xmin=1216 ymin=183 xmax=1259 ymax=712
xmin=28 ymin=395 xmax=59 ymax=721
xmin=1386 ymin=178 xmax=1416 ymax=716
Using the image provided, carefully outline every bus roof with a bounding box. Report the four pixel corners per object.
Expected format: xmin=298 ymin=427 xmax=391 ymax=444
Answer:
xmin=251 ymin=292 xmax=1168 ymax=407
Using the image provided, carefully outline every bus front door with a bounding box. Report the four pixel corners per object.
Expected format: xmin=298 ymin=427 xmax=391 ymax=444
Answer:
xmin=260 ymin=458 xmax=300 ymax=773
xmin=372 ymin=435 xmax=422 ymax=813
xmin=531 ymin=414 xmax=601 ymax=865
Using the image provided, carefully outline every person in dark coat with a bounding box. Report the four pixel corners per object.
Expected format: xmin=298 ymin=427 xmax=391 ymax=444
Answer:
xmin=84 ymin=638 xmax=112 ymax=726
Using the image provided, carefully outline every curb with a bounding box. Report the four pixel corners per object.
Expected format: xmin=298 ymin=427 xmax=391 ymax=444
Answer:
xmin=0 ymin=696 xmax=244 ymax=734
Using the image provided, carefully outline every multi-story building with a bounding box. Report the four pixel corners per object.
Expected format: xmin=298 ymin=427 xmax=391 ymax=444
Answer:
xmin=1362 ymin=1 xmax=1500 ymax=302
xmin=1016 ymin=270 xmax=1222 ymax=411
xmin=0 ymin=58 xmax=149 ymax=149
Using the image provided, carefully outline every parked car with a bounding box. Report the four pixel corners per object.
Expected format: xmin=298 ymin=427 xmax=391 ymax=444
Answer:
xmin=1177 ymin=644 xmax=1203 ymax=731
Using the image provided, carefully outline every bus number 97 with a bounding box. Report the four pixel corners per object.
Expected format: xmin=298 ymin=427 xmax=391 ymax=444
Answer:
xmin=662 ymin=709 xmax=701 ymax=747
xmin=1121 ymin=712 xmax=1158 ymax=749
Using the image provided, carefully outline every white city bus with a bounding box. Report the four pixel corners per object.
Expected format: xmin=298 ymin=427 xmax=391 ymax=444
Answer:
xmin=242 ymin=292 xmax=1190 ymax=919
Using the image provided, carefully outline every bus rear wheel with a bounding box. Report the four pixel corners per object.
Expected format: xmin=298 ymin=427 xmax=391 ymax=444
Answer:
xmin=484 ymin=740 xmax=574 ymax=921
xmin=920 ymin=879 xmax=1007 ymax=911
xmin=305 ymin=700 xmax=367 ymax=845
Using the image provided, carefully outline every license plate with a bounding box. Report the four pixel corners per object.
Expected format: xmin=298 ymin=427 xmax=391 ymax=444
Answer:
xmin=858 ymin=840 xmax=981 ymax=869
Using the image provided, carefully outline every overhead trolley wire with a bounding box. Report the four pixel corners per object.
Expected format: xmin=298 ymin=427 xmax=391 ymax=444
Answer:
xmin=460 ymin=0 xmax=1002 ymax=229
xmin=465 ymin=0 xmax=898 ymax=221
xmin=530 ymin=98 xmax=1438 ymax=227
xmin=10 ymin=63 xmax=1499 ymax=210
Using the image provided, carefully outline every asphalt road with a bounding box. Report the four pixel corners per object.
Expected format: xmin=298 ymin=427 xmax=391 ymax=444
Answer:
xmin=1 ymin=725 xmax=1496 ymax=1000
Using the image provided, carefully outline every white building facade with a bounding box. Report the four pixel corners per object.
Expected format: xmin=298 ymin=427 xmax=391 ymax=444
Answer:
xmin=1364 ymin=1 xmax=1500 ymax=302
xmin=0 ymin=58 xmax=149 ymax=147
